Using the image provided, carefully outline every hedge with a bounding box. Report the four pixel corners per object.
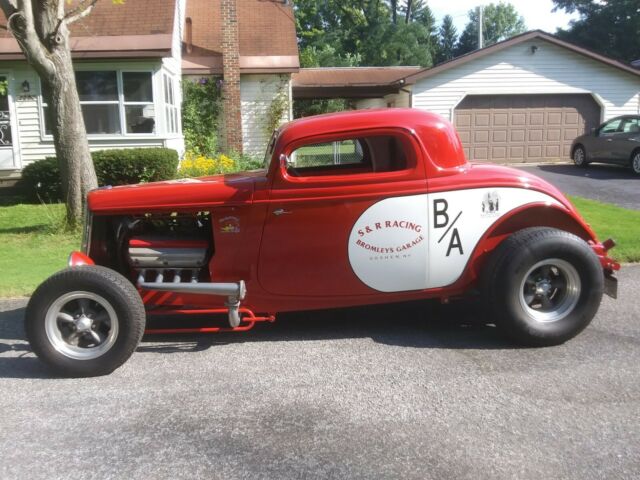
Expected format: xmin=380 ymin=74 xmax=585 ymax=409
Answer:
xmin=19 ymin=148 xmax=179 ymax=203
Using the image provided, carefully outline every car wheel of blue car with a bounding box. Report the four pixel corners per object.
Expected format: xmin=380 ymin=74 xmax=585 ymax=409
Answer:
xmin=573 ymin=146 xmax=588 ymax=168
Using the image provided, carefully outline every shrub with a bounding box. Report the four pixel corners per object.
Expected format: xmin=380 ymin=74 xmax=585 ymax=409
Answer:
xmin=93 ymin=148 xmax=179 ymax=186
xmin=20 ymin=157 xmax=61 ymax=203
xmin=177 ymin=150 xmax=263 ymax=178
xmin=182 ymin=78 xmax=222 ymax=157
xmin=19 ymin=148 xmax=179 ymax=203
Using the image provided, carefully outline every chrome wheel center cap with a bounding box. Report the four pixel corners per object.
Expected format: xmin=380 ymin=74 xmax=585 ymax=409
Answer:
xmin=75 ymin=316 xmax=92 ymax=332
xmin=536 ymin=281 xmax=552 ymax=296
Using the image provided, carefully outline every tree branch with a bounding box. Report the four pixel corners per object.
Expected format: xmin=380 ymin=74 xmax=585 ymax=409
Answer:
xmin=0 ymin=0 xmax=17 ymax=20
xmin=9 ymin=0 xmax=55 ymax=77
xmin=64 ymin=0 xmax=99 ymax=25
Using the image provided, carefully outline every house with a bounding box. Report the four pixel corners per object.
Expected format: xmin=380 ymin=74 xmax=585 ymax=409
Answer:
xmin=183 ymin=0 xmax=298 ymax=157
xmin=0 ymin=0 xmax=299 ymax=184
xmin=294 ymin=31 xmax=640 ymax=164
xmin=0 ymin=0 xmax=187 ymax=181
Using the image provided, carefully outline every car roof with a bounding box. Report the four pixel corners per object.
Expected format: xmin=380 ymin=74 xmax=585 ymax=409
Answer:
xmin=277 ymin=108 xmax=446 ymax=141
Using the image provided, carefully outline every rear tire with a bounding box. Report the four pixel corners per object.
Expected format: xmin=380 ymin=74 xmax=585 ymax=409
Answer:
xmin=482 ymin=228 xmax=603 ymax=346
xmin=573 ymin=146 xmax=588 ymax=167
xmin=26 ymin=266 xmax=145 ymax=377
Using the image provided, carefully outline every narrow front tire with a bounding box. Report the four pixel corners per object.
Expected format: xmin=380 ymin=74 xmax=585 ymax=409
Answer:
xmin=26 ymin=266 xmax=145 ymax=377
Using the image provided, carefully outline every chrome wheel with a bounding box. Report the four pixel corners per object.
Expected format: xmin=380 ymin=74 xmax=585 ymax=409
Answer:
xmin=573 ymin=147 xmax=585 ymax=166
xmin=44 ymin=291 xmax=119 ymax=360
xmin=519 ymin=259 xmax=581 ymax=323
xmin=632 ymin=153 xmax=640 ymax=174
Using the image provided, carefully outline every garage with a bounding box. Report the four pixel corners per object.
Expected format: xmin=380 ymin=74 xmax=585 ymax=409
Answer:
xmin=454 ymin=94 xmax=601 ymax=163
xmin=406 ymin=31 xmax=640 ymax=164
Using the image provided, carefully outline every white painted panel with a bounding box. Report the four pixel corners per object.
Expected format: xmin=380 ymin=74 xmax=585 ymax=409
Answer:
xmin=347 ymin=188 xmax=559 ymax=292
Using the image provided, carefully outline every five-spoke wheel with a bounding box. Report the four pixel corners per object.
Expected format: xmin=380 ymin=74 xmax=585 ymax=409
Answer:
xmin=26 ymin=266 xmax=145 ymax=377
xmin=482 ymin=228 xmax=603 ymax=346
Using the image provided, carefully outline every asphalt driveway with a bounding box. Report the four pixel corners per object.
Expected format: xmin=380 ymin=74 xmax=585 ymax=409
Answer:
xmin=1 ymin=266 xmax=639 ymax=480
xmin=514 ymin=163 xmax=639 ymax=210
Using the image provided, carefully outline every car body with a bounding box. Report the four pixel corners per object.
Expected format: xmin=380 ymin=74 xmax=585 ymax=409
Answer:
xmin=571 ymin=115 xmax=640 ymax=174
xmin=26 ymin=109 xmax=620 ymax=376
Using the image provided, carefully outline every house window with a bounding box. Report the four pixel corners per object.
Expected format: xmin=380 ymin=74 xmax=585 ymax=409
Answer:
xmin=163 ymin=73 xmax=179 ymax=134
xmin=42 ymin=70 xmax=156 ymax=136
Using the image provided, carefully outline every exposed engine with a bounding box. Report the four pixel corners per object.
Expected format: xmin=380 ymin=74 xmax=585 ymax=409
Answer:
xmin=115 ymin=212 xmax=213 ymax=285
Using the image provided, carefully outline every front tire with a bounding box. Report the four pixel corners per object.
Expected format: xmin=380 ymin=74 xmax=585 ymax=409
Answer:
xmin=482 ymin=228 xmax=603 ymax=346
xmin=573 ymin=146 xmax=588 ymax=167
xmin=26 ymin=266 xmax=146 ymax=377
xmin=630 ymin=151 xmax=640 ymax=175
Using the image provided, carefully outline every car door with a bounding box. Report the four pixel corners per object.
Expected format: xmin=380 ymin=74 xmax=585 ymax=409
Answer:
xmin=592 ymin=118 xmax=623 ymax=162
xmin=258 ymin=129 xmax=428 ymax=297
xmin=611 ymin=118 xmax=640 ymax=164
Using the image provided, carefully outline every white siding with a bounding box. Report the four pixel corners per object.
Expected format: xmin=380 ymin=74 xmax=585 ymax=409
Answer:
xmin=240 ymin=74 xmax=292 ymax=158
xmin=1 ymin=60 xmax=184 ymax=173
xmin=412 ymin=39 xmax=640 ymax=122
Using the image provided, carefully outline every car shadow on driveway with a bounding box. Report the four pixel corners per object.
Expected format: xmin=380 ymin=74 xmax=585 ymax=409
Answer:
xmin=533 ymin=163 xmax=636 ymax=180
xmin=0 ymin=300 xmax=514 ymax=379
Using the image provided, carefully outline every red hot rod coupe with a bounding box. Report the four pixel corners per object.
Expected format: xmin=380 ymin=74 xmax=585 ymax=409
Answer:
xmin=25 ymin=109 xmax=620 ymax=376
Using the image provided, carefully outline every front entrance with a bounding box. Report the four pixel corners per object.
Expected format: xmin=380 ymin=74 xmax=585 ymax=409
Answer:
xmin=0 ymin=75 xmax=17 ymax=170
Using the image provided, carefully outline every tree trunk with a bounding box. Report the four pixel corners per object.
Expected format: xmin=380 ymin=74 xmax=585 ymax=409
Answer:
xmin=2 ymin=1 xmax=98 ymax=227
xmin=42 ymin=48 xmax=97 ymax=227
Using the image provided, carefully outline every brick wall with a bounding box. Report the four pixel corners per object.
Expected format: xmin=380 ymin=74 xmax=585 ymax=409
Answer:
xmin=221 ymin=0 xmax=243 ymax=153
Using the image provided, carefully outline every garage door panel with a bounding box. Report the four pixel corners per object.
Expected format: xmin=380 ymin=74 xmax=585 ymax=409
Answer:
xmin=492 ymin=146 xmax=507 ymax=160
xmin=511 ymin=130 xmax=526 ymax=142
xmin=454 ymin=94 xmax=600 ymax=163
xmin=492 ymin=130 xmax=507 ymax=142
xmin=528 ymin=129 xmax=543 ymax=141
xmin=546 ymin=128 xmax=561 ymax=142
xmin=545 ymin=145 xmax=561 ymax=157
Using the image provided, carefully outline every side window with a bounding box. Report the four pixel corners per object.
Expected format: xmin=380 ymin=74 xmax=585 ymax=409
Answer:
xmin=621 ymin=118 xmax=640 ymax=134
xmin=600 ymin=119 xmax=622 ymax=135
xmin=287 ymin=134 xmax=410 ymax=177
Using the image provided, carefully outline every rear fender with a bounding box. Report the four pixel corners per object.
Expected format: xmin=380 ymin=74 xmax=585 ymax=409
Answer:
xmin=459 ymin=203 xmax=601 ymax=288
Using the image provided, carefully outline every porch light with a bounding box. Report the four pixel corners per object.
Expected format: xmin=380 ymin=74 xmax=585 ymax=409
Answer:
xmin=21 ymin=80 xmax=30 ymax=93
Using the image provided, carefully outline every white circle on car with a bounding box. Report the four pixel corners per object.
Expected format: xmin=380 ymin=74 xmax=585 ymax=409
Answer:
xmin=348 ymin=195 xmax=429 ymax=292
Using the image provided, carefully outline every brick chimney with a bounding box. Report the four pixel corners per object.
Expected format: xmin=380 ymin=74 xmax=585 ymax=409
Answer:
xmin=221 ymin=0 xmax=243 ymax=153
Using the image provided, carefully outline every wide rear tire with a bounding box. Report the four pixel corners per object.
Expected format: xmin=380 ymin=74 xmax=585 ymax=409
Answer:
xmin=26 ymin=266 xmax=145 ymax=377
xmin=482 ymin=228 xmax=603 ymax=346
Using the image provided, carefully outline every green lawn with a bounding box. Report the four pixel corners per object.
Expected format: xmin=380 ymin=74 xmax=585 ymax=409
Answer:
xmin=0 ymin=201 xmax=80 ymax=297
xmin=568 ymin=196 xmax=640 ymax=263
xmin=0 ymin=196 xmax=637 ymax=297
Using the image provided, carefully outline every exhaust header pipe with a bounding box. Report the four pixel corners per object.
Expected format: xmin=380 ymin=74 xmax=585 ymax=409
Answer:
xmin=139 ymin=280 xmax=246 ymax=327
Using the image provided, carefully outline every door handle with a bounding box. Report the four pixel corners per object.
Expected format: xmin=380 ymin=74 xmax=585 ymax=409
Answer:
xmin=273 ymin=208 xmax=291 ymax=216
xmin=606 ymin=138 xmax=613 ymax=142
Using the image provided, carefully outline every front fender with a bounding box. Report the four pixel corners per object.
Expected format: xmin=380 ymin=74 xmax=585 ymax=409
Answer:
xmin=68 ymin=251 xmax=95 ymax=267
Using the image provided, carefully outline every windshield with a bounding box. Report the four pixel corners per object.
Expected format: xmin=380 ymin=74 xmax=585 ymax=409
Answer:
xmin=263 ymin=131 xmax=278 ymax=168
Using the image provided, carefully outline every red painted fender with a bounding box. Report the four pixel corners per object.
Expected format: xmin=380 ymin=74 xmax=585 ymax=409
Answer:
xmin=67 ymin=251 xmax=95 ymax=267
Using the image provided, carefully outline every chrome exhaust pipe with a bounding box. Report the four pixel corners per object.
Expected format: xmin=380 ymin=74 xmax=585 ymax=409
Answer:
xmin=139 ymin=280 xmax=246 ymax=328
